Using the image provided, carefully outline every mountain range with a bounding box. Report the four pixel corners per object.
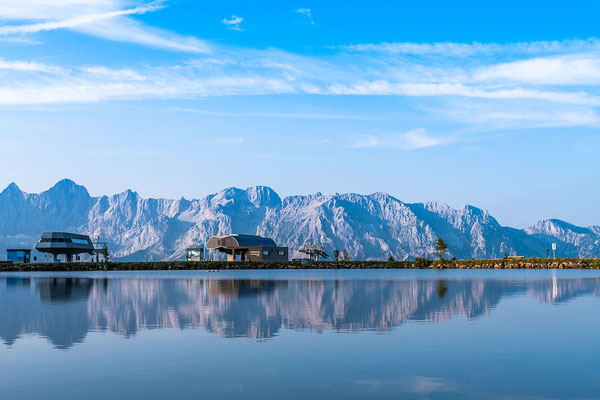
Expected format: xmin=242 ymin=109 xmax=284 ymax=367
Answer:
xmin=1 ymin=179 xmax=599 ymax=261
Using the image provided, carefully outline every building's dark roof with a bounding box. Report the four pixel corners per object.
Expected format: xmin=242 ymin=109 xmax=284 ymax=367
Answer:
xmin=231 ymin=234 xmax=277 ymax=247
xmin=6 ymin=249 xmax=31 ymax=252
xmin=206 ymin=234 xmax=278 ymax=249
xmin=35 ymin=232 xmax=94 ymax=255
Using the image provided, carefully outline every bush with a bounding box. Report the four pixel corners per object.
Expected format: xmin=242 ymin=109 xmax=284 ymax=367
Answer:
xmin=414 ymin=257 xmax=431 ymax=268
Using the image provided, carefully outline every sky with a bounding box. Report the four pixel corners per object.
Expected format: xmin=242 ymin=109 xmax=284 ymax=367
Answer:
xmin=0 ymin=0 xmax=599 ymax=228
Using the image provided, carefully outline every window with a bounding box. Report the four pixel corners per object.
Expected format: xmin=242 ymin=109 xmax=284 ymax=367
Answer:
xmin=71 ymin=238 xmax=89 ymax=244
xmin=263 ymin=250 xmax=270 ymax=256
xmin=278 ymin=251 xmax=285 ymax=256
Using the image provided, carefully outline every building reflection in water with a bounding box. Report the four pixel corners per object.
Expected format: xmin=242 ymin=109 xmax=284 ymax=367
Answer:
xmin=0 ymin=275 xmax=599 ymax=349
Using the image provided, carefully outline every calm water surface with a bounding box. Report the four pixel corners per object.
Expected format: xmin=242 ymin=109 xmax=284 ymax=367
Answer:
xmin=1 ymin=269 xmax=599 ymax=399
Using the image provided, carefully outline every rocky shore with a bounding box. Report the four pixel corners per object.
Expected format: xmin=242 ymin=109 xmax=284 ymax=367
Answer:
xmin=0 ymin=258 xmax=599 ymax=271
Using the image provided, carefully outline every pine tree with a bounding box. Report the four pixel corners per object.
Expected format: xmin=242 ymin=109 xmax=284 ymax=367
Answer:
xmin=435 ymin=237 xmax=448 ymax=260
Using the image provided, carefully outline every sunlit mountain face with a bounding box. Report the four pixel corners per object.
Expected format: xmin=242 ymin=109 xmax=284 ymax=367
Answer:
xmin=2 ymin=180 xmax=600 ymax=261
xmin=1 ymin=272 xmax=599 ymax=349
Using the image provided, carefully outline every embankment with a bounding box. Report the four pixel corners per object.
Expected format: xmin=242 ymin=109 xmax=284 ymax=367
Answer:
xmin=0 ymin=258 xmax=599 ymax=271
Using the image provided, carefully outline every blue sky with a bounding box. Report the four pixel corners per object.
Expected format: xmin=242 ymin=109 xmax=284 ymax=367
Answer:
xmin=1 ymin=0 xmax=599 ymax=228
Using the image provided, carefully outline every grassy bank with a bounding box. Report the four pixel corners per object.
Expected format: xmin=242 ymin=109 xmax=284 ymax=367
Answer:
xmin=0 ymin=258 xmax=599 ymax=271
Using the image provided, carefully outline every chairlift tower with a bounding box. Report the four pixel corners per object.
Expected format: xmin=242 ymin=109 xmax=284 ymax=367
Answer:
xmin=93 ymin=236 xmax=110 ymax=263
xmin=298 ymin=242 xmax=329 ymax=261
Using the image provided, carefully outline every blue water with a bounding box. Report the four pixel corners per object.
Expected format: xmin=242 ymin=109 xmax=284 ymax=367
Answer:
xmin=1 ymin=270 xmax=599 ymax=399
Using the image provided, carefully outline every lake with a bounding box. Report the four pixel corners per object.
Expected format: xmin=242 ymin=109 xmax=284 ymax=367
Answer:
xmin=1 ymin=270 xmax=599 ymax=399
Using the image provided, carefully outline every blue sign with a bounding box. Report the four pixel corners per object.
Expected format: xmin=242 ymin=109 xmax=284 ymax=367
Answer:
xmin=7 ymin=250 xmax=30 ymax=263
xmin=7 ymin=251 xmax=24 ymax=263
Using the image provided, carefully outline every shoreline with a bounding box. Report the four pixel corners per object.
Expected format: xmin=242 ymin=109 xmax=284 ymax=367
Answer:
xmin=0 ymin=259 xmax=599 ymax=271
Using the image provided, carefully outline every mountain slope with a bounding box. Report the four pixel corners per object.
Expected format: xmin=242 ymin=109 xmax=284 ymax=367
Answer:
xmin=1 ymin=180 xmax=598 ymax=261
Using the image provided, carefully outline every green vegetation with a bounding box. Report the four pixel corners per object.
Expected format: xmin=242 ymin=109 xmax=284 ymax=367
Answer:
xmin=414 ymin=257 xmax=432 ymax=268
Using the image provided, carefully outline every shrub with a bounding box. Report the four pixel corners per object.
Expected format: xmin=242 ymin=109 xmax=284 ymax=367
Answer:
xmin=414 ymin=257 xmax=431 ymax=268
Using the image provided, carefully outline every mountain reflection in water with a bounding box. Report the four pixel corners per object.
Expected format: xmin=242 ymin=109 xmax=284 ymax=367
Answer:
xmin=1 ymin=274 xmax=599 ymax=349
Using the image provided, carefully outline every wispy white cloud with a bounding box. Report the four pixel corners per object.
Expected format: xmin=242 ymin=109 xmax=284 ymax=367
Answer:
xmin=78 ymin=17 xmax=209 ymax=53
xmin=0 ymin=0 xmax=124 ymax=20
xmin=0 ymin=0 xmax=209 ymax=53
xmin=171 ymin=107 xmax=369 ymax=120
xmin=342 ymin=38 xmax=600 ymax=57
xmin=222 ymin=15 xmax=244 ymax=31
xmin=0 ymin=1 xmax=164 ymax=35
xmin=434 ymin=101 xmax=600 ymax=131
xmin=326 ymin=81 xmax=600 ymax=105
xmin=0 ymin=36 xmax=43 ymax=45
xmin=475 ymin=54 xmax=600 ymax=85
xmin=0 ymin=58 xmax=62 ymax=73
xmin=296 ymin=8 xmax=315 ymax=25
xmin=351 ymin=129 xmax=445 ymax=150
xmin=81 ymin=66 xmax=145 ymax=80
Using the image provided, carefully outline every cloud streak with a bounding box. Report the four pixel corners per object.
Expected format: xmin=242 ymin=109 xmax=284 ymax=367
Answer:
xmin=0 ymin=0 xmax=209 ymax=53
xmin=475 ymin=54 xmax=600 ymax=85
xmin=171 ymin=107 xmax=369 ymax=120
xmin=342 ymin=38 xmax=600 ymax=57
xmin=0 ymin=1 xmax=164 ymax=35
xmin=351 ymin=129 xmax=445 ymax=150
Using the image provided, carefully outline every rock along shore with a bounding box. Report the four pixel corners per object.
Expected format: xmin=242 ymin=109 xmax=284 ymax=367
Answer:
xmin=0 ymin=259 xmax=599 ymax=272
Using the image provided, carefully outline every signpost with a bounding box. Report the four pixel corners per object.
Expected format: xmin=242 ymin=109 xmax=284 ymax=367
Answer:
xmin=552 ymin=243 xmax=557 ymax=259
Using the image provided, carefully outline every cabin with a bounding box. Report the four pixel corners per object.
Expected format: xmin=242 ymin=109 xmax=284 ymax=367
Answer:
xmin=206 ymin=234 xmax=288 ymax=262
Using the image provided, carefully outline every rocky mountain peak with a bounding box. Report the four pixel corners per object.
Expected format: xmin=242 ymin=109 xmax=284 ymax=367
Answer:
xmin=45 ymin=179 xmax=90 ymax=199
xmin=1 ymin=182 xmax=22 ymax=197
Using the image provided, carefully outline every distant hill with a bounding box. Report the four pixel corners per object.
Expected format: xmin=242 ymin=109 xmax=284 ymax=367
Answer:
xmin=1 ymin=179 xmax=599 ymax=261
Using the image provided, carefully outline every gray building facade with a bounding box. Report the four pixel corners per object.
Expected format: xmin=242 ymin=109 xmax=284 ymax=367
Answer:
xmin=206 ymin=234 xmax=288 ymax=262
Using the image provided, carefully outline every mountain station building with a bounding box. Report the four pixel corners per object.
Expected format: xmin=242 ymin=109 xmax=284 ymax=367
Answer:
xmin=35 ymin=232 xmax=95 ymax=262
xmin=206 ymin=234 xmax=288 ymax=262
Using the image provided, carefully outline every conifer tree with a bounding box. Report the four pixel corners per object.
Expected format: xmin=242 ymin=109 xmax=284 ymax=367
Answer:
xmin=435 ymin=237 xmax=448 ymax=260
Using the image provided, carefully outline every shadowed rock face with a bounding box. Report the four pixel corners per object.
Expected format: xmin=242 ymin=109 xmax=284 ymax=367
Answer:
xmin=2 ymin=180 xmax=600 ymax=261
xmin=1 ymin=275 xmax=599 ymax=349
